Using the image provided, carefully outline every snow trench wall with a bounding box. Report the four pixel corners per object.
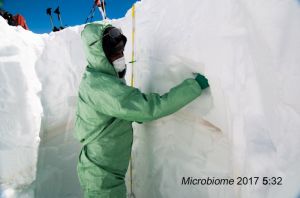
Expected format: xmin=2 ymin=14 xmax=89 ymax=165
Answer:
xmin=0 ymin=17 xmax=86 ymax=197
xmin=1 ymin=0 xmax=300 ymax=197
xmin=119 ymin=1 xmax=300 ymax=198
xmin=0 ymin=17 xmax=44 ymax=198
xmin=0 ymin=18 xmax=86 ymax=198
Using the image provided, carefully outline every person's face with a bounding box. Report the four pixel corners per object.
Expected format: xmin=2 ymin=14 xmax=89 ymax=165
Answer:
xmin=109 ymin=50 xmax=124 ymax=62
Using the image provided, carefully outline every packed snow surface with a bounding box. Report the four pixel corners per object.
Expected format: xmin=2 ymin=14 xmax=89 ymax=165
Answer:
xmin=0 ymin=0 xmax=300 ymax=197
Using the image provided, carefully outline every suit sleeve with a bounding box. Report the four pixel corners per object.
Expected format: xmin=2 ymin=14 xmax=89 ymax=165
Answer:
xmin=80 ymin=77 xmax=202 ymax=122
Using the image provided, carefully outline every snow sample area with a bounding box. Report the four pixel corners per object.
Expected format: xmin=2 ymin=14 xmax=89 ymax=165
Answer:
xmin=1 ymin=0 xmax=300 ymax=198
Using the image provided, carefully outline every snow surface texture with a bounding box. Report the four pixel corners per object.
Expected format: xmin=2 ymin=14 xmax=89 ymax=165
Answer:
xmin=1 ymin=0 xmax=300 ymax=197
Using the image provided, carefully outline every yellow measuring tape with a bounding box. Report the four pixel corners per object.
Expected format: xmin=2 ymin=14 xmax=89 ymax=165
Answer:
xmin=129 ymin=4 xmax=136 ymax=198
xmin=130 ymin=5 xmax=136 ymax=87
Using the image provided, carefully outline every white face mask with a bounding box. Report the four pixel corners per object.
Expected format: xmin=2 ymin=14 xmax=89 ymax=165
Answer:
xmin=112 ymin=56 xmax=126 ymax=72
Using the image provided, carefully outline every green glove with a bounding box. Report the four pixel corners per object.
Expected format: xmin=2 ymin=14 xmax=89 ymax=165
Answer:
xmin=194 ymin=73 xmax=209 ymax=89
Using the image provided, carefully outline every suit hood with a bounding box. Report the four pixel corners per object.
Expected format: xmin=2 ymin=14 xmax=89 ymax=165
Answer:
xmin=81 ymin=22 xmax=118 ymax=76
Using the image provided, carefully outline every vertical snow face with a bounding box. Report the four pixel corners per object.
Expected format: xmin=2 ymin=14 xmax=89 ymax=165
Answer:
xmin=0 ymin=17 xmax=44 ymax=197
xmin=118 ymin=0 xmax=300 ymax=198
xmin=0 ymin=17 xmax=86 ymax=197
xmin=33 ymin=26 xmax=87 ymax=198
xmin=1 ymin=0 xmax=300 ymax=197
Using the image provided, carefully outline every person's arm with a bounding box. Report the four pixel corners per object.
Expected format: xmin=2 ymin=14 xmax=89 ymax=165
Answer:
xmin=79 ymin=75 xmax=203 ymax=123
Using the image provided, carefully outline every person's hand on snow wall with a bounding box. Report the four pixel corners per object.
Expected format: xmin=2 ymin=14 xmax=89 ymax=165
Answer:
xmin=193 ymin=73 xmax=209 ymax=90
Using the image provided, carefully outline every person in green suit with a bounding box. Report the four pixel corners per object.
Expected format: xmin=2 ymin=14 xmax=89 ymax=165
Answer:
xmin=75 ymin=22 xmax=209 ymax=198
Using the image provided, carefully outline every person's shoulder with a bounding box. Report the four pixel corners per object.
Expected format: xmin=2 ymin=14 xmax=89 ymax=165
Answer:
xmin=83 ymin=69 xmax=124 ymax=87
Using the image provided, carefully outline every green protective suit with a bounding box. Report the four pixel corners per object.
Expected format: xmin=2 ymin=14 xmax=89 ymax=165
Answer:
xmin=75 ymin=22 xmax=203 ymax=198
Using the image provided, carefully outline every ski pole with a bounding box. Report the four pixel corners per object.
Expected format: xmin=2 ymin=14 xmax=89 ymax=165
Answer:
xmin=46 ymin=8 xmax=54 ymax=30
xmin=85 ymin=2 xmax=96 ymax=23
xmin=102 ymin=0 xmax=107 ymax=19
xmin=54 ymin=6 xmax=64 ymax=28
xmin=97 ymin=0 xmax=106 ymax=20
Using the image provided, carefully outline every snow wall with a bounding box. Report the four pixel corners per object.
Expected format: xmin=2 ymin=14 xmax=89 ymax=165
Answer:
xmin=1 ymin=0 xmax=300 ymax=197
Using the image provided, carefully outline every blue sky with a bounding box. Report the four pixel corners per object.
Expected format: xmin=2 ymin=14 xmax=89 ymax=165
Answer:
xmin=2 ymin=0 xmax=139 ymax=33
